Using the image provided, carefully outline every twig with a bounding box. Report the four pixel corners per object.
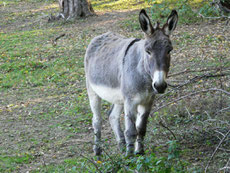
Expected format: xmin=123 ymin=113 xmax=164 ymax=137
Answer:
xmin=223 ymin=158 xmax=230 ymax=173
xmin=214 ymin=130 xmax=226 ymax=137
xmin=218 ymin=147 xmax=230 ymax=153
xmin=216 ymin=106 xmax=230 ymax=114
xmin=159 ymin=120 xmax=177 ymax=140
xmin=168 ymin=67 xmax=229 ymax=78
xmin=102 ymin=148 xmax=117 ymax=168
xmin=198 ymin=12 xmax=230 ymax=19
xmin=168 ymin=71 xmax=230 ymax=88
xmin=79 ymin=153 xmax=102 ymax=173
xmin=185 ymin=106 xmax=192 ymax=119
xmin=52 ymin=33 xmax=66 ymax=46
xmin=153 ymin=88 xmax=230 ymax=113
xmin=156 ymin=68 xmax=230 ymax=102
xmin=205 ymin=129 xmax=230 ymax=173
xmin=203 ymin=119 xmax=230 ymax=126
xmin=219 ymin=167 xmax=230 ymax=172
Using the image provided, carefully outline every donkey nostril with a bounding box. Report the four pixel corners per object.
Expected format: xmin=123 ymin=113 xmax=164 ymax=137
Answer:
xmin=154 ymin=82 xmax=167 ymax=94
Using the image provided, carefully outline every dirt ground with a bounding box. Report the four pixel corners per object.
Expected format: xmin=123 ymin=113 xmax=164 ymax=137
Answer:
xmin=0 ymin=1 xmax=230 ymax=172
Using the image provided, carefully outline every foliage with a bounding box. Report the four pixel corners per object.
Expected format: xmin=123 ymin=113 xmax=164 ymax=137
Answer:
xmin=0 ymin=154 xmax=33 ymax=172
xmin=198 ymin=3 xmax=221 ymax=17
xmin=73 ymin=141 xmax=189 ymax=173
xmin=149 ymin=0 xmax=230 ymax=24
xmin=150 ymin=0 xmax=198 ymax=24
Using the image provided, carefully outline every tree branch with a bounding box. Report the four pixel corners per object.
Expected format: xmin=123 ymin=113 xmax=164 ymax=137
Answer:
xmin=205 ymin=129 xmax=230 ymax=173
xmin=52 ymin=34 xmax=66 ymax=46
xmin=79 ymin=153 xmax=102 ymax=173
xmin=198 ymin=12 xmax=230 ymax=19
xmin=158 ymin=120 xmax=177 ymax=140
xmin=168 ymin=67 xmax=230 ymax=78
xmin=168 ymin=71 xmax=230 ymax=88
xmin=153 ymin=88 xmax=230 ymax=113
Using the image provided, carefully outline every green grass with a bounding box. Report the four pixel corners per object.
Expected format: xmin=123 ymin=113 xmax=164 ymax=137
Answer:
xmin=0 ymin=28 xmax=88 ymax=89
xmin=32 ymin=147 xmax=191 ymax=173
xmin=0 ymin=154 xmax=34 ymax=172
xmin=92 ymin=0 xmax=151 ymax=11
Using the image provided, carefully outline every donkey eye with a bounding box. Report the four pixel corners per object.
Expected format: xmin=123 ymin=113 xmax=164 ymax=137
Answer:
xmin=146 ymin=50 xmax=151 ymax=55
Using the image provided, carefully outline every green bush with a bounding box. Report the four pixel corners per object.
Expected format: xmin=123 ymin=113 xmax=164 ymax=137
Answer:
xmin=149 ymin=0 xmax=229 ymax=24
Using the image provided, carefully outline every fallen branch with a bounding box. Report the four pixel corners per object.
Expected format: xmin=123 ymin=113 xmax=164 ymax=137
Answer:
xmin=79 ymin=153 xmax=102 ymax=173
xmin=216 ymin=106 xmax=230 ymax=114
xmin=219 ymin=167 xmax=230 ymax=172
xmin=219 ymin=157 xmax=230 ymax=173
xmin=168 ymin=67 xmax=230 ymax=78
xmin=198 ymin=12 xmax=230 ymax=19
xmin=153 ymin=88 xmax=230 ymax=113
xmin=52 ymin=33 xmax=66 ymax=46
xmin=205 ymin=129 xmax=230 ymax=173
xmin=168 ymin=71 xmax=230 ymax=88
xmin=48 ymin=13 xmax=65 ymax=22
xmin=158 ymin=120 xmax=177 ymax=140
xmin=156 ymin=69 xmax=230 ymax=102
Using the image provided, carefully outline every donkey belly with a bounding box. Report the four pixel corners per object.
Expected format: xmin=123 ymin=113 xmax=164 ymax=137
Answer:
xmin=90 ymin=83 xmax=124 ymax=104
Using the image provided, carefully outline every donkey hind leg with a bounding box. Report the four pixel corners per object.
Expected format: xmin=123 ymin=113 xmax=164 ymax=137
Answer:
xmin=87 ymin=86 xmax=102 ymax=156
xmin=135 ymin=104 xmax=151 ymax=155
xmin=124 ymin=101 xmax=138 ymax=156
xmin=109 ymin=104 xmax=125 ymax=152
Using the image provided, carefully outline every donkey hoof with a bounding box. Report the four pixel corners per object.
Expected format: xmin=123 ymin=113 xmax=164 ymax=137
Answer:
xmin=135 ymin=150 xmax=144 ymax=155
xmin=135 ymin=143 xmax=144 ymax=155
xmin=125 ymin=144 xmax=134 ymax=157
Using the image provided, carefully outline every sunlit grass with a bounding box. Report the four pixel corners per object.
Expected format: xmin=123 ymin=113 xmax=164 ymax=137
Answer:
xmin=28 ymin=3 xmax=59 ymax=13
xmin=92 ymin=0 xmax=151 ymax=11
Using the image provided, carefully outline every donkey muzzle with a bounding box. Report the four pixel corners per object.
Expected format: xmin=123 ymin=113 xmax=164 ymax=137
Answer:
xmin=153 ymin=81 xmax=167 ymax=94
xmin=152 ymin=70 xmax=167 ymax=94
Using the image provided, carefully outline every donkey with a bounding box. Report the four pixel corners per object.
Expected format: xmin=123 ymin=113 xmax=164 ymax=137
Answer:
xmin=84 ymin=9 xmax=178 ymax=156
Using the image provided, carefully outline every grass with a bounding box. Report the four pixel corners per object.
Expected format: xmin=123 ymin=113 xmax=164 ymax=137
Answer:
xmin=0 ymin=154 xmax=34 ymax=172
xmin=92 ymin=0 xmax=151 ymax=11
xmin=0 ymin=0 xmax=230 ymax=172
xmin=0 ymin=27 xmax=88 ymax=89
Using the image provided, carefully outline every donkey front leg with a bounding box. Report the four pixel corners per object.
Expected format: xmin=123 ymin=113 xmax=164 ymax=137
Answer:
xmin=124 ymin=101 xmax=138 ymax=156
xmin=135 ymin=104 xmax=152 ymax=155
xmin=109 ymin=104 xmax=126 ymax=152
xmin=87 ymin=86 xmax=102 ymax=156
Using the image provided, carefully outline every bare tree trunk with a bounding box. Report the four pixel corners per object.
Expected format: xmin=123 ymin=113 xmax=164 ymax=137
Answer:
xmin=55 ymin=0 xmax=94 ymax=20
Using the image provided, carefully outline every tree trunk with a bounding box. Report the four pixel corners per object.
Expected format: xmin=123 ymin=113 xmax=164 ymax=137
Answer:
xmin=58 ymin=0 xmax=94 ymax=19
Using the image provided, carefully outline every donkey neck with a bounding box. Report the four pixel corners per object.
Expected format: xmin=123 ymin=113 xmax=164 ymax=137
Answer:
xmin=136 ymin=41 xmax=152 ymax=82
xmin=122 ymin=38 xmax=152 ymax=85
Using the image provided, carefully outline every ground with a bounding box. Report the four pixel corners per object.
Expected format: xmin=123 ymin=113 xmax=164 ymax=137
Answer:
xmin=0 ymin=0 xmax=230 ymax=172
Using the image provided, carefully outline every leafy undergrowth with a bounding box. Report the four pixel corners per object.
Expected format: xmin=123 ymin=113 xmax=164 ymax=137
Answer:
xmin=0 ymin=0 xmax=230 ymax=172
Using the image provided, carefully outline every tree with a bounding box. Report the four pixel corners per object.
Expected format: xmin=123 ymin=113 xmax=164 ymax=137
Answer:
xmin=51 ymin=0 xmax=94 ymax=21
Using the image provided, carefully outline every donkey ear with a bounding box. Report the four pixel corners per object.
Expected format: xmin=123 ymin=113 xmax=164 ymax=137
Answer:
xmin=139 ymin=9 xmax=154 ymax=36
xmin=163 ymin=10 xmax=178 ymax=35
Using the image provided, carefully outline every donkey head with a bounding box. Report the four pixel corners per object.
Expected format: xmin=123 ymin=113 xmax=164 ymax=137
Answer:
xmin=139 ymin=9 xmax=178 ymax=94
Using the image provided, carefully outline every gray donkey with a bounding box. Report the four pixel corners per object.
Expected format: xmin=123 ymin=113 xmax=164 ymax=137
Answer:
xmin=84 ymin=9 xmax=178 ymax=156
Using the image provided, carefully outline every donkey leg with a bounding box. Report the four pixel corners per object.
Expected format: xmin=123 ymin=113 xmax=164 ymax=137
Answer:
xmin=124 ymin=101 xmax=138 ymax=156
xmin=87 ymin=86 xmax=102 ymax=156
xmin=135 ymin=104 xmax=152 ymax=155
xmin=109 ymin=104 xmax=125 ymax=152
